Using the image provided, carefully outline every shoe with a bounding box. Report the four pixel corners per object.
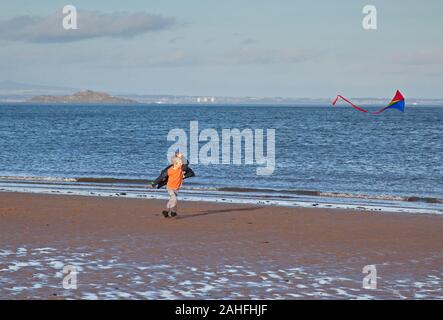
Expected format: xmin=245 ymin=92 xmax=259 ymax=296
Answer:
xmin=170 ymin=211 xmax=177 ymax=218
xmin=162 ymin=210 xmax=169 ymax=218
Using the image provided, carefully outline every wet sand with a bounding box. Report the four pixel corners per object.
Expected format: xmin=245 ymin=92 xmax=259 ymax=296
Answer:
xmin=1 ymin=191 xmax=443 ymax=299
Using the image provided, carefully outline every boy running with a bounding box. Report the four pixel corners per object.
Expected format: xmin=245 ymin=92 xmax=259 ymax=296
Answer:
xmin=163 ymin=156 xmax=183 ymax=218
xmin=152 ymin=151 xmax=195 ymax=218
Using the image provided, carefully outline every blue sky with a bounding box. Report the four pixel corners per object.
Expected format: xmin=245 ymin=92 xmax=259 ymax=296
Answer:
xmin=0 ymin=0 xmax=442 ymax=98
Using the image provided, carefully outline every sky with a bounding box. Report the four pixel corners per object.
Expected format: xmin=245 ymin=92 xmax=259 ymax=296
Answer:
xmin=0 ymin=0 xmax=442 ymax=98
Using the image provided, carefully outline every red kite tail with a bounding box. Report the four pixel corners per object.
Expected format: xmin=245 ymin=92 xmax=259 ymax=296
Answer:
xmin=332 ymin=95 xmax=368 ymax=113
xmin=371 ymin=108 xmax=387 ymax=115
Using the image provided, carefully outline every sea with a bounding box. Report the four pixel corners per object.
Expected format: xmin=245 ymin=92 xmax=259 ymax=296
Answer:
xmin=0 ymin=103 xmax=442 ymax=215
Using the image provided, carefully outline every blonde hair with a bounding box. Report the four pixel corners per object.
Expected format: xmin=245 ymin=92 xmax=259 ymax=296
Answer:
xmin=171 ymin=156 xmax=182 ymax=166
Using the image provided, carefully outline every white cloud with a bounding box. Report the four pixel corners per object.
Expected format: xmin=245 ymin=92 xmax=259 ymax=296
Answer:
xmin=0 ymin=10 xmax=178 ymax=43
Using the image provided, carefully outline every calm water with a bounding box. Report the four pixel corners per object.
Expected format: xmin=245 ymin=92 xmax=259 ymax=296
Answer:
xmin=0 ymin=104 xmax=442 ymax=201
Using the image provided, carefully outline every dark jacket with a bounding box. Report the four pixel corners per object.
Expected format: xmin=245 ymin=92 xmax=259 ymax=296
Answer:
xmin=152 ymin=162 xmax=195 ymax=189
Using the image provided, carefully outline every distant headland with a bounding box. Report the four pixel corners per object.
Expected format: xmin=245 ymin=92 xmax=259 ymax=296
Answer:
xmin=28 ymin=90 xmax=138 ymax=104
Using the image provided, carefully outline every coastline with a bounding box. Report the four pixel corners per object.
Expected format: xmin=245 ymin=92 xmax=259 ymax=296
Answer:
xmin=1 ymin=176 xmax=442 ymax=215
xmin=1 ymin=191 xmax=443 ymax=299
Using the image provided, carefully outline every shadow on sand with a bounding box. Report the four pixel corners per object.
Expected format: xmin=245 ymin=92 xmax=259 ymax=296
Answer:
xmin=177 ymin=206 xmax=263 ymax=220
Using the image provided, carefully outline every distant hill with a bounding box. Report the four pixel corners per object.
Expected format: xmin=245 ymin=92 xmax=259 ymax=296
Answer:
xmin=28 ymin=90 xmax=138 ymax=104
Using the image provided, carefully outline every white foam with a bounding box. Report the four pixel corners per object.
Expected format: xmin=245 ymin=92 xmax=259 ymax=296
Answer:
xmin=159 ymin=289 xmax=177 ymax=299
xmin=3 ymin=261 xmax=41 ymax=272
xmin=1 ymin=182 xmax=442 ymax=215
xmin=48 ymin=261 xmax=64 ymax=269
xmin=16 ymin=247 xmax=27 ymax=255
xmin=0 ymin=249 xmax=14 ymax=257
xmin=83 ymin=293 xmax=99 ymax=300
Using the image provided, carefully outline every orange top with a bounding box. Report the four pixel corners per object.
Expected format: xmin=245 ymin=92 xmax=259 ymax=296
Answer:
xmin=167 ymin=165 xmax=183 ymax=190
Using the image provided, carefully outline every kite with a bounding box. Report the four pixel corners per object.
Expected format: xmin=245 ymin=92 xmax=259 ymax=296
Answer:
xmin=371 ymin=90 xmax=405 ymax=114
xmin=332 ymin=90 xmax=405 ymax=115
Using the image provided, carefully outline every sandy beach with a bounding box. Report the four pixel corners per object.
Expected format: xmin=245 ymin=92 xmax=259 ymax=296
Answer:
xmin=1 ymin=191 xmax=443 ymax=299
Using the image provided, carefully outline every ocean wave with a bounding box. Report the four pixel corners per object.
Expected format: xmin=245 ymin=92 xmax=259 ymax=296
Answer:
xmin=218 ymin=187 xmax=321 ymax=196
xmin=405 ymin=196 xmax=443 ymax=204
xmin=76 ymin=177 xmax=151 ymax=184
xmin=0 ymin=175 xmax=441 ymax=204
xmin=0 ymin=176 xmax=77 ymax=183
xmin=319 ymin=192 xmax=443 ymax=204
xmin=218 ymin=187 xmax=442 ymax=204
